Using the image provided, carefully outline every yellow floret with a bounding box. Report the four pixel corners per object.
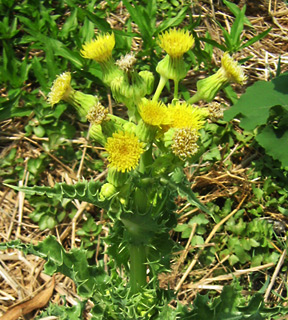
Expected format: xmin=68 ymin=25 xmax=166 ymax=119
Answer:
xmin=105 ymin=131 xmax=145 ymax=172
xmin=221 ymin=52 xmax=247 ymax=84
xmin=47 ymin=72 xmax=72 ymax=106
xmin=167 ymin=102 xmax=205 ymax=130
xmin=80 ymin=33 xmax=115 ymax=63
xmin=138 ymin=100 xmax=170 ymax=127
xmin=158 ymin=28 xmax=194 ymax=58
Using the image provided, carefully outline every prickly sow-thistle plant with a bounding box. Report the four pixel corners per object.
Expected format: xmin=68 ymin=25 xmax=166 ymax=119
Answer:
xmin=10 ymin=29 xmax=246 ymax=317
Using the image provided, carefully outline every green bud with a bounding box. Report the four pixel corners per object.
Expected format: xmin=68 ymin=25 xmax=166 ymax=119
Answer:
xmin=156 ymin=54 xmax=187 ymax=82
xmin=101 ymin=114 xmax=128 ymax=138
xmin=189 ymin=71 xmax=227 ymax=103
xmin=135 ymin=119 xmax=156 ymax=143
xmin=122 ymin=121 xmax=137 ymax=134
xmin=139 ymin=70 xmax=155 ymax=95
xmin=89 ymin=123 xmax=106 ymax=146
xmin=101 ymin=58 xmax=124 ymax=87
xmin=99 ymin=183 xmax=117 ymax=200
xmin=65 ymin=91 xmax=99 ymax=119
xmin=107 ymin=168 xmax=129 ymax=187
xmin=110 ymin=72 xmax=148 ymax=109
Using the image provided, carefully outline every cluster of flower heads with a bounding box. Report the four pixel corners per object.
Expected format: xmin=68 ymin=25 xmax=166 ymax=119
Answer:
xmin=47 ymin=28 xmax=246 ymax=173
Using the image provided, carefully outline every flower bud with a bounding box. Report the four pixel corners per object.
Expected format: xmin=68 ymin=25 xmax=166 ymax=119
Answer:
xmin=89 ymin=123 xmax=106 ymax=146
xmin=139 ymin=71 xmax=155 ymax=95
xmin=99 ymin=183 xmax=117 ymax=200
xmin=107 ymin=168 xmax=129 ymax=187
xmin=156 ymin=55 xmax=188 ymax=83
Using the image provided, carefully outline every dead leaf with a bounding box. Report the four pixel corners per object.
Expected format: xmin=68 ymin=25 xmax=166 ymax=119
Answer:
xmin=0 ymin=276 xmax=55 ymax=320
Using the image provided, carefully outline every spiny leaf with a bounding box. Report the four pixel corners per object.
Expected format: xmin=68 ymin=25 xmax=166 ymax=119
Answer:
xmin=160 ymin=177 xmax=215 ymax=221
xmin=5 ymin=180 xmax=108 ymax=208
xmin=0 ymin=236 xmax=108 ymax=298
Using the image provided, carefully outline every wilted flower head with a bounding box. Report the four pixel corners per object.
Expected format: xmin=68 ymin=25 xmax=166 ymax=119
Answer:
xmin=172 ymin=128 xmax=199 ymax=160
xmin=221 ymin=52 xmax=247 ymax=85
xmin=158 ymin=28 xmax=194 ymax=58
xmin=138 ymin=99 xmax=169 ymax=127
xmin=207 ymin=102 xmax=224 ymax=120
xmin=47 ymin=72 xmax=72 ymax=106
xmin=105 ymin=131 xmax=145 ymax=172
xmin=167 ymin=102 xmax=205 ymax=130
xmin=86 ymin=102 xmax=109 ymax=125
xmin=116 ymin=53 xmax=137 ymax=72
xmin=80 ymin=33 xmax=115 ymax=63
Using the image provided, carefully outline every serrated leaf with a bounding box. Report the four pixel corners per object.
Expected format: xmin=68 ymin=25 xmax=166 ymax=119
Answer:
xmin=161 ymin=177 xmax=215 ymax=220
xmin=5 ymin=180 xmax=108 ymax=208
xmin=224 ymin=74 xmax=288 ymax=130
xmin=0 ymin=236 xmax=108 ymax=298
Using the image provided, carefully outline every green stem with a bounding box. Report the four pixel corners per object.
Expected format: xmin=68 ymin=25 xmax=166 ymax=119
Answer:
xmin=187 ymin=91 xmax=202 ymax=104
xmin=152 ymin=75 xmax=168 ymax=102
xmin=173 ymin=80 xmax=179 ymax=100
xmin=129 ymin=244 xmax=147 ymax=294
xmin=139 ymin=145 xmax=153 ymax=174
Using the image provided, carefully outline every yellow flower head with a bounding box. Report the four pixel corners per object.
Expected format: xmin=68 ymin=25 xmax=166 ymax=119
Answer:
xmin=138 ymin=99 xmax=170 ymax=127
xmin=105 ymin=131 xmax=145 ymax=172
xmin=47 ymin=72 xmax=72 ymax=106
xmin=167 ymin=102 xmax=205 ymax=130
xmin=86 ymin=102 xmax=109 ymax=124
xmin=221 ymin=52 xmax=247 ymax=84
xmin=80 ymin=33 xmax=115 ymax=63
xmin=158 ymin=28 xmax=194 ymax=58
xmin=172 ymin=128 xmax=199 ymax=160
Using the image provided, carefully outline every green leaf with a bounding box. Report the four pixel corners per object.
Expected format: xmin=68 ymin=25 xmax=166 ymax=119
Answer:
xmin=0 ymin=236 xmax=108 ymax=298
xmin=157 ymin=7 xmax=188 ymax=33
xmin=224 ymin=74 xmax=288 ymax=130
xmin=189 ymin=213 xmax=209 ymax=226
xmin=4 ymin=180 xmax=108 ymax=208
xmin=31 ymin=56 xmax=48 ymax=90
xmin=59 ymin=8 xmax=78 ymax=38
xmin=188 ymin=281 xmax=282 ymax=319
xmin=229 ymin=5 xmax=245 ymax=49
xmin=161 ymin=177 xmax=215 ymax=220
xmin=239 ymin=27 xmax=271 ymax=50
xmin=223 ymin=0 xmax=252 ymax=27
xmin=256 ymin=125 xmax=288 ymax=167
xmin=198 ymin=37 xmax=227 ymax=51
xmin=122 ymin=0 xmax=155 ymax=46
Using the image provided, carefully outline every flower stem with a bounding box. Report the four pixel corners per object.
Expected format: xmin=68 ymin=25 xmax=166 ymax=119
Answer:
xmin=152 ymin=75 xmax=168 ymax=102
xmin=129 ymin=243 xmax=147 ymax=294
xmin=187 ymin=91 xmax=201 ymax=104
xmin=173 ymin=80 xmax=179 ymax=100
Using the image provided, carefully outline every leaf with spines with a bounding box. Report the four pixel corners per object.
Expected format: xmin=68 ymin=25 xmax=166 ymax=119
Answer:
xmin=5 ymin=180 xmax=108 ymax=208
xmin=0 ymin=236 xmax=108 ymax=298
xmin=160 ymin=176 xmax=215 ymax=221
